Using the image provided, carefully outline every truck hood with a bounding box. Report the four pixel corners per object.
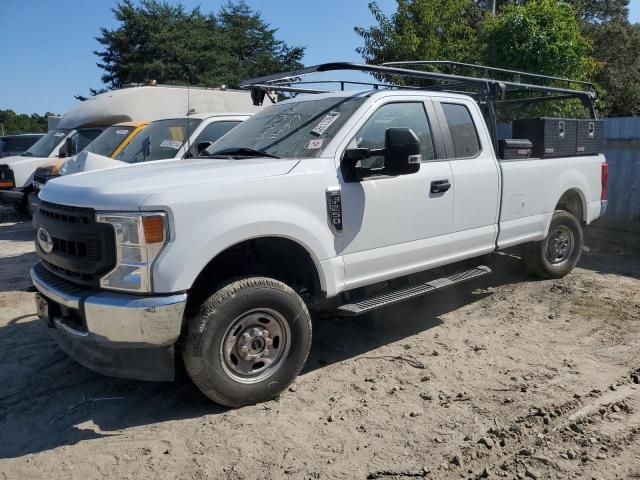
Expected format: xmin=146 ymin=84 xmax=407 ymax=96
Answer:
xmin=1 ymin=155 xmax=55 ymax=188
xmin=60 ymin=151 xmax=124 ymax=176
xmin=40 ymin=157 xmax=300 ymax=209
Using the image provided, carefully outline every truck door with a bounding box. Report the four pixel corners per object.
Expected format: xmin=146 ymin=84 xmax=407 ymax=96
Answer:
xmin=433 ymin=99 xmax=501 ymax=256
xmin=338 ymin=99 xmax=454 ymax=290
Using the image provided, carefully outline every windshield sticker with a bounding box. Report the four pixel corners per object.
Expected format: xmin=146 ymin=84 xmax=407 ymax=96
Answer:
xmin=311 ymin=112 xmax=340 ymax=136
xmin=160 ymin=139 xmax=183 ymax=149
xmin=54 ymin=132 xmax=65 ymax=137
xmin=305 ymin=138 xmax=324 ymax=150
xmin=116 ymin=129 xmax=129 ymax=135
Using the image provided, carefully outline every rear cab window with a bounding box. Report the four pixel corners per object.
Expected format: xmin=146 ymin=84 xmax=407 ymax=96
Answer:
xmin=440 ymin=103 xmax=481 ymax=159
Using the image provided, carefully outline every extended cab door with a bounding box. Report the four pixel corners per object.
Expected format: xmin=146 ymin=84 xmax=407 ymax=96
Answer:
xmin=337 ymin=99 xmax=455 ymax=290
xmin=432 ymin=99 xmax=501 ymax=257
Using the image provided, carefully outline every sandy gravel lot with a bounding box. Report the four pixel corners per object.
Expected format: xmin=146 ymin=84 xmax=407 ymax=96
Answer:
xmin=1 ymin=207 xmax=639 ymax=480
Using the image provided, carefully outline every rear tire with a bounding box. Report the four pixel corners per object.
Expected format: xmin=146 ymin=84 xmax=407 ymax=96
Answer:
xmin=182 ymin=276 xmax=312 ymax=407
xmin=523 ymin=210 xmax=583 ymax=279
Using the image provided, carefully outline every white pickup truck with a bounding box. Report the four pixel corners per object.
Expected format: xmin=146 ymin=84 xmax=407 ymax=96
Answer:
xmin=30 ymin=63 xmax=608 ymax=407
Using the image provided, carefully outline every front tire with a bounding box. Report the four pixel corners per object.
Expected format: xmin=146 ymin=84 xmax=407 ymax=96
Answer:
xmin=523 ymin=210 xmax=583 ymax=279
xmin=182 ymin=276 xmax=312 ymax=407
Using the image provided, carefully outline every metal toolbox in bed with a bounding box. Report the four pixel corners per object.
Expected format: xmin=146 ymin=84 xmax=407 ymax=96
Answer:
xmin=512 ymin=118 xmax=577 ymax=158
xmin=576 ymin=119 xmax=604 ymax=155
xmin=498 ymin=139 xmax=533 ymax=160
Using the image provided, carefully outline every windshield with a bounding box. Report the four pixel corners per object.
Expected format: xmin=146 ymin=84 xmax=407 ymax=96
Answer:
xmin=84 ymin=125 xmax=136 ymax=157
xmin=0 ymin=136 xmax=41 ymax=156
xmin=21 ymin=129 xmax=70 ymax=158
xmin=114 ymin=118 xmax=201 ymax=163
xmin=205 ymin=95 xmax=368 ymax=159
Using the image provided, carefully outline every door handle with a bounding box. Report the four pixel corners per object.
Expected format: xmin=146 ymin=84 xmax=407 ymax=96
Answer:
xmin=430 ymin=180 xmax=451 ymax=194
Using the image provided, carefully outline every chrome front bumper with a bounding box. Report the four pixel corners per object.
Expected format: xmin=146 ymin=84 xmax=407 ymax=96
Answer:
xmin=30 ymin=263 xmax=187 ymax=381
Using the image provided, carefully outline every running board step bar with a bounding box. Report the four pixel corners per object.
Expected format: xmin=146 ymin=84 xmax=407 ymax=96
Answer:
xmin=337 ymin=265 xmax=492 ymax=316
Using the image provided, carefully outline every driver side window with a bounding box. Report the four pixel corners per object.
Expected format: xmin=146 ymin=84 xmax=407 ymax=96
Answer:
xmin=350 ymin=102 xmax=435 ymax=169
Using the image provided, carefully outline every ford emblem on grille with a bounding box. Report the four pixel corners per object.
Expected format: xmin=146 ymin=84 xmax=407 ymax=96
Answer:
xmin=37 ymin=227 xmax=54 ymax=254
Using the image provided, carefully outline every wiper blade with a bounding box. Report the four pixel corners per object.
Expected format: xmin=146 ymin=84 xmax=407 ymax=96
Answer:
xmin=20 ymin=152 xmax=33 ymax=157
xmin=206 ymin=147 xmax=280 ymax=159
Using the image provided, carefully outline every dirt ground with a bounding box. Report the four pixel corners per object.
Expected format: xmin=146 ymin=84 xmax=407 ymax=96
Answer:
xmin=1 ymin=207 xmax=639 ymax=480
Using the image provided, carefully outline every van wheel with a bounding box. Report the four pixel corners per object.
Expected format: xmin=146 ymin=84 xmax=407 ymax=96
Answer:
xmin=182 ymin=276 xmax=312 ymax=407
xmin=523 ymin=210 xmax=583 ymax=279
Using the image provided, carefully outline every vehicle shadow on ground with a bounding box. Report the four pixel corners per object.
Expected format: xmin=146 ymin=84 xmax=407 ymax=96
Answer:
xmin=0 ymin=217 xmax=33 ymax=243
xmin=580 ymin=227 xmax=640 ymax=279
xmin=0 ymin=253 xmax=531 ymax=460
xmin=0 ymin=251 xmax=37 ymax=292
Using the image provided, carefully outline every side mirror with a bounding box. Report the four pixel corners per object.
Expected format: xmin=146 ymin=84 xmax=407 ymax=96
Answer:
xmin=341 ymin=128 xmax=421 ymax=182
xmin=383 ymin=128 xmax=421 ymax=176
xmin=197 ymin=141 xmax=213 ymax=155
xmin=59 ymin=137 xmax=76 ymax=158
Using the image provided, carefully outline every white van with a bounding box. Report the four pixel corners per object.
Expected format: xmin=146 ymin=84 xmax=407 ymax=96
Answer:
xmin=59 ymin=113 xmax=251 ymax=175
xmin=0 ymin=85 xmax=263 ymax=211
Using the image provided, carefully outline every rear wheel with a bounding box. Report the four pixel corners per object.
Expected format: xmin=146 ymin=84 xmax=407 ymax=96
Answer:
xmin=182 ymin=276 xmax=312 ymax=407
xmin=523 ymin=210 xmax=583 ymax=279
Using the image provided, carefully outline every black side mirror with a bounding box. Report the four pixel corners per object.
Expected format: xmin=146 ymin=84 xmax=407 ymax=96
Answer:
xmin=383 ymin=128 xmax=421 ymax=176
xmin=59 ymin=137 xmax=76 ymax=158
xmin=341 ymin=127 xmax=421 ymax=182
xmin=197 ymin=141 xmax=213 ymax=155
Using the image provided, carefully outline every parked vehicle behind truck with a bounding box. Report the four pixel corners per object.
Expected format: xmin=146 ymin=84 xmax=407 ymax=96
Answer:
xmin=55 ymin=113 xmax=250 ymax=176
xmin=0 ymin=85 xmax=263 ymax=212
xmin=32 ymin=121 xmax=149 ymax=190
xmin=30 ymin=62 xmax=608 ymax=407
xmin=0 ymin=134 xmax=44 ymax=158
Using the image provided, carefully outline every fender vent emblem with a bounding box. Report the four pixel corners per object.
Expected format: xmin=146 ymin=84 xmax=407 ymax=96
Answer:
xmin=326 ymin=187 xmax=342 ymax=233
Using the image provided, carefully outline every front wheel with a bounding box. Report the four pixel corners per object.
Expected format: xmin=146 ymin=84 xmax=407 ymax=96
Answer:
xmin=523 ymin=210 xmax=584 ymax=279
xmin=182 ymin=276 xmax=312 ymax=407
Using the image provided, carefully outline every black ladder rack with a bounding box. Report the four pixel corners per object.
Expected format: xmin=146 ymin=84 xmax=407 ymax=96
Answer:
xmin=240 ymin=61 xmax=598 ymax=150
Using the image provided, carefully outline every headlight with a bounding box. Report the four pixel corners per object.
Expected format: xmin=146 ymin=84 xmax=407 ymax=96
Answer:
xmin=0 ymin=166 xmax=15 ymax=189
xmin=96 ymin=212 xmax=168 ymax=293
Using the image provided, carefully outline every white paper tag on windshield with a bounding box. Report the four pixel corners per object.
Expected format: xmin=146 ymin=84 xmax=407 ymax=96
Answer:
xmin=115 ymin=129 xmax=129 ymax=135
xmin=311 ymin=112 xmax=340 ymax=136
xmin=160 ymin=139 xmax=182 ymax=149
xmin=54 ymin=132 xmax=65 ymax=137
xmin=305 ymin=138 xmax=324 ymax=150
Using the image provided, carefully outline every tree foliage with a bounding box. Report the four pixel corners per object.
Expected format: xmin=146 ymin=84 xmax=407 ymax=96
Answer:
xmin=0 ymin=110 xmax=53 ymax=135
xmin=355 ymin=0 xmax=483 ymax=66
xmin=356 ymin=0 xmax=609 ymax=116
xmin=586 ymin=21 xmax=640 ymax=116
xmin=85 ymin=0 xmax=304 ymax=96
xmin=480 ymin=0 xmax=596 ymax=80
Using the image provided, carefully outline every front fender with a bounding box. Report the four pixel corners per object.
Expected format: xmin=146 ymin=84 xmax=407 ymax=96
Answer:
xmin=145 ymin=162 xmax=341 ymax=295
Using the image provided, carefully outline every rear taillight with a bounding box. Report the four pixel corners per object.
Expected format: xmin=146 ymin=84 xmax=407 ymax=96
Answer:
xmin=601 ymin=162 xmax=608 ymax=201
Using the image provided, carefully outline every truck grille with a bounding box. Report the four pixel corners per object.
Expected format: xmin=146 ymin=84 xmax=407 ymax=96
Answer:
xmin=33 ymin=201 xmax=116 ymax=286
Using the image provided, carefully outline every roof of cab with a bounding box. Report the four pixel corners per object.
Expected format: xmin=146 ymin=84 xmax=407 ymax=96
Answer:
xmin=148 ymin=112 xmax=254 ymax=121
xmin=110 ymin=121 xmax=149 ymax=128
xmin=57 ymin=86 xmax=264 ymax=130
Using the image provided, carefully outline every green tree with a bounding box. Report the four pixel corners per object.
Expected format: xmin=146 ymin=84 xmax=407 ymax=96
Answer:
xmin=477 ymin=0 xmax=629 ymax=22
xmin=479 ymin=0 xmax=598 ymax=117
xmin=586 ymin=21 xmax=640 ymax=116
xmin=355 ymin=0 xmax=483 ymax=67
xmin=565 ymin=0 xmax=628 ymax=22
xmin=83 ymin=0 xmax=304 ymax=96
xmin=0 ymin=110 xmax=53 ymax=135
xmin=480 ymin=0 xmax=595 ymax=80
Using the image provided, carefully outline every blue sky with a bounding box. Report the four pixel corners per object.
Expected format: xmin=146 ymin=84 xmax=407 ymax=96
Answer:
xmin=0 ymin=0 xmax=638 ymax=115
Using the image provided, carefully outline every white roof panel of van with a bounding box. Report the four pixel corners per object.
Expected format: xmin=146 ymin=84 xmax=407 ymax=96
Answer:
xmin=57 ymin=86 xmax=264 ymax=130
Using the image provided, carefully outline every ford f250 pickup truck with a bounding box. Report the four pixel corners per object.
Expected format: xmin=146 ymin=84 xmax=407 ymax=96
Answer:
xmin=30 ymin=62 xmax=608 ymax=407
